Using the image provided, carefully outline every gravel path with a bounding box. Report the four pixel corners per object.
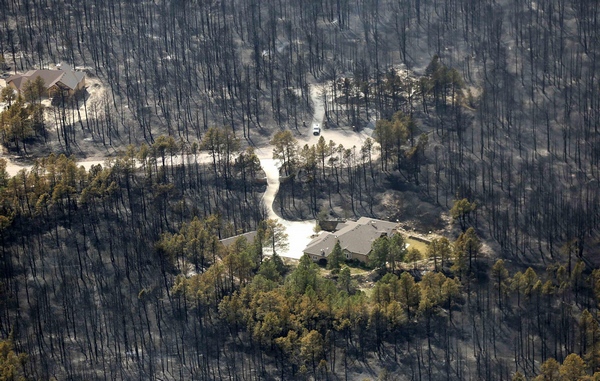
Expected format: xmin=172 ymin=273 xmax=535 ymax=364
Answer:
xmin=0 ymin=84 xmax=377 ymax=259
xmin=259 ymin=157 xmax=317 ymax=259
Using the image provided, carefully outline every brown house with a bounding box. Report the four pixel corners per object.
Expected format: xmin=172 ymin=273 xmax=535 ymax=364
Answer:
xmin=6 ymin=63 xmax=85 ymax=97
xmin=303 ymin=217 xmax=399 ymax=264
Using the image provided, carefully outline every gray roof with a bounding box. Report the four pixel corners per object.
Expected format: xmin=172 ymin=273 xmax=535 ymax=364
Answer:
xmin=304 ymin=217 xmax=398 ymax=257
xmin=55 ymin=63 xmax=85 ymax=89
xmin=220 ymin=231 xmax=258 ymax=247
xmin=6 ymin=62 xmax=84 ymax=91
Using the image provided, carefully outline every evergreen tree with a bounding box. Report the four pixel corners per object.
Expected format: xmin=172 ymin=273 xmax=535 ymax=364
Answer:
xmin=328 ymin=240 xmax=345 ymax=272
xmin=369 ymin=236 xmax=390 ymax=271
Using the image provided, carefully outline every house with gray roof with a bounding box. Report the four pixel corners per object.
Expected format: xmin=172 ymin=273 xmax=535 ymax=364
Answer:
xmin=220 ymin=231 xmax=258 ymax=248
xmin=303 ymin=217 xmax=398 ymax=263
xmin=6 ymin=63 xmax=85 ymax=97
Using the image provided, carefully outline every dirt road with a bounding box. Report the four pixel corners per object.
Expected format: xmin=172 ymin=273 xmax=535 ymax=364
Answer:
xmin=0 ymin=84 xmax=377 ymax=259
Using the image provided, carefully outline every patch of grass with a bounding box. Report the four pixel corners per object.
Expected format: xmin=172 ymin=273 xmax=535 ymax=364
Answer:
xmin=347 ymin=266 xmax=369 ymax=275
xmin=404 ymin=236 xmax=430 ymax=254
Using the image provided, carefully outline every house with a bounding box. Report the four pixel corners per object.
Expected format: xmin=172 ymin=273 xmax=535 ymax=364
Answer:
xmin=220 ymin=231 xmax=258 ymax=248
xmin=6 ymin=63 xmax=85 ymax=97
xmin=303 ymin=217 xmax=398 ymax=263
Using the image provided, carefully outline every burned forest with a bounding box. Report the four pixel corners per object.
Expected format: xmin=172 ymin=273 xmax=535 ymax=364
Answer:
xmin=1 ymin=0 xmax=600 ymax=380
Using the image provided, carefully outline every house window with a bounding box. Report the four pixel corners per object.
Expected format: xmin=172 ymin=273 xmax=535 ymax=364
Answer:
xmin=345 ymin=252 xmax=352 ymax=259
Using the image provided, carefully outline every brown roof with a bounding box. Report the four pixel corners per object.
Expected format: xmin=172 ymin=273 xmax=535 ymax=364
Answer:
xmin=6 ymin=62 xmax=84 ymax=92
xmin=304 ymin=217 xmax=398 ymax=258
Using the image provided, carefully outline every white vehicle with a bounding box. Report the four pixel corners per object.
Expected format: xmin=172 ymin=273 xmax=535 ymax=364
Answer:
xmin=312 ymin=123 xmax=321 ymax=136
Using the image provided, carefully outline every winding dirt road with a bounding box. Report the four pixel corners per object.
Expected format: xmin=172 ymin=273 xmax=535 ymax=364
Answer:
xmin=254 ymin=83 xmax=375 ymax=258
xmin=0 ymin=84 xmax=376 ymax=259
xmin=258 ymin=157 xmax=317 ymax=259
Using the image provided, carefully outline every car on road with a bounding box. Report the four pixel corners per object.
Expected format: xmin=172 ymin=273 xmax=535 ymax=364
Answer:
xmin=312 ymin=123 xmax=321 ymax=136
